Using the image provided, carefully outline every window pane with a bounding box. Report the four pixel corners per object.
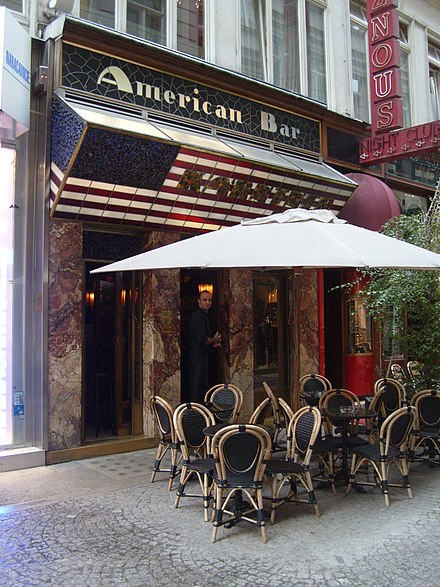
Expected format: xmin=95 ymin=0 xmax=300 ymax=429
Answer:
xmin=127 ymin=0 xmax=166 ymax=45
xmin=2 ymin=1 xmax=23 ymax=12
xmin=429 ymin=66 xmax=440 ymax=121
xmin=177 ymin=0 xmax=205 ymax=58
xmin=81 ymin=0 xmax=115 ymax=28
xmin=241 ymin=0 xmax=266 ymax=81
xmin=400 ymin=50 xmax=411 ymax=127
xmin=306 ymin=1 xmax=326 ymax=103
xmin=272 ymin=0 xmax=300 ymax=92
xmin=351 ymin=22 xmax=369 ymax=121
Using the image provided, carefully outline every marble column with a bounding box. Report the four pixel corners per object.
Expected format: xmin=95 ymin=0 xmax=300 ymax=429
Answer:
xmin=218 ymin=269 xmax=254 ymax=419
xmin=47 ymin=220 xmax=83 ymax=450
xmin=142 ymin=231 xmax=181 ymax=437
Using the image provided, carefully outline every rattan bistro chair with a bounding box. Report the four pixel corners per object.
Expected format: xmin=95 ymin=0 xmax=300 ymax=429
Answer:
xmin=299 ymin=374 xmax=332 ymax=407
xmin=249 ymin=397 xmax=272 ymax=427
xmin=262 ymin=382 xmax=290 ymax=451
xmin=204 ymin=383 xmax=243 ymax=424
xmin=211 ymin=424 xmax=272 ymax=543
xmin=149 ymin=395 xmax=181 ymax=491
xmin=410 ymin=389 xmax=440 ymax=465
xmin=347 ymin=406 xmax=416 ymax=506
xmin=173 ymin=403 xmax=216 ymax=521
xmin=319 ymin=389 xmax=368 ymax=449
xmin=266 ymin=406 xmax=322 ymax=524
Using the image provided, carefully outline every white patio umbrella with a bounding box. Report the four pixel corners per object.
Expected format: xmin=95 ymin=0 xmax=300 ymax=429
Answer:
xmin=91 ymin=208 xmax=440 ymax=273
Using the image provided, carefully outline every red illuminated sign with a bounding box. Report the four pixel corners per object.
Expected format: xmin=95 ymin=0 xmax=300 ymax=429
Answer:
xmin=367 ymin=0 xmax=403 ymax=135
xmin=359 ymin=121 xmax=440 ymax=164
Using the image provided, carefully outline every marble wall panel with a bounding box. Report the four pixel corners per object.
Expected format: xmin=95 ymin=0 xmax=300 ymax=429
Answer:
xmin=298 ymin=269 xmax=320 ymax=375
xmin=48 ymin=220 xmax=83 ymax=450
xmin=219 ymin=269 xmax=254 ymax=419
xmin=142 ymin=231 xmax=181 ymax=437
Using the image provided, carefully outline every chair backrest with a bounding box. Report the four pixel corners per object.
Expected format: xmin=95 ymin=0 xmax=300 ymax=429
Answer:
xmin=390 ymin=363 xmax=406 ymax=383
xmin=262 ymin=381 xmax=283 ymax=427
xmin=150 ymin=395 xmax=176 ymax=443
xmin=411 ymin=389 xmax=440 ymax=431
xmin=407 ymin=360 xmax=423 ymax=380
xmin=319 ymin=388 xmax=360 ymax=412
xmin=278 ymin=397 xmax=295 ymax=426
xmin=287 ymin=406 xmax=321 ymax=465
xmin=249 ymin=397 xmax=272 ymax=426
xmin=173 ymin=403 xmax=215 ymax=460
xmin=204 ymin=383 xmax=243 ymax=423
xmin=211 ymin=424 xmax=272 ymax=488
xmin=379 ymin=406 xmax=416 ymax=455
xmin=299 ymin=374 xmax=332 ymax=406
xmin=374 ymin=378 xmax=404 ymax=418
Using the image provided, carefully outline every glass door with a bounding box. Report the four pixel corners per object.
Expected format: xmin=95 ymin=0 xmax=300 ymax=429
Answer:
xmin=84 ymin=262 xmax=142 ymax=440
xmin=253 ymin=273 xmax=287 ymax=402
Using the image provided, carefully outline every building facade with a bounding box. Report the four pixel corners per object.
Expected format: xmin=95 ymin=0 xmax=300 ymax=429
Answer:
xmin=0 ymin=0 xmax=438 ymax=469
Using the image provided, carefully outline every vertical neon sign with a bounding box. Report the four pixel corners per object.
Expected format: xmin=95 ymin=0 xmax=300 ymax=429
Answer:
xmin=0 ymin=147 xmax=15 ymax=447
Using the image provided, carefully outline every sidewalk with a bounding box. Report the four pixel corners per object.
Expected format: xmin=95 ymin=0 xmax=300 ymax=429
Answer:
xmin=0 ymin=448 xmax=439 ymax=587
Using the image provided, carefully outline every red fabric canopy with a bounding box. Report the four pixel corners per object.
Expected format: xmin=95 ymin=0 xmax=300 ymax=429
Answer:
xmin=339 ymin=173 xmax=400 ymax=231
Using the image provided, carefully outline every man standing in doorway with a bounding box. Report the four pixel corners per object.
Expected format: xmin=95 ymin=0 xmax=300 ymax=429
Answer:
xmin=189 ymin=290 xmax=222 ymax=403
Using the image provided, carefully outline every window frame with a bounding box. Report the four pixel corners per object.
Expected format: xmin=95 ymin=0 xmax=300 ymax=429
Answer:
xmin=349 ymin=0 xmax=370 ymax=122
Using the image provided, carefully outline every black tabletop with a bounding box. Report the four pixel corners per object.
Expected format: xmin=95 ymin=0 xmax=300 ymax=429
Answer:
xmin=320 ymin=407 xmax=376 ymax=420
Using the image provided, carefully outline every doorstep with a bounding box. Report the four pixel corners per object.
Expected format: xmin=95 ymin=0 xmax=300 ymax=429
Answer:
xmin=46 ymin=435 xmax=157 ymax=465
xmin=0 ymin=447 xmax=46 ymax=473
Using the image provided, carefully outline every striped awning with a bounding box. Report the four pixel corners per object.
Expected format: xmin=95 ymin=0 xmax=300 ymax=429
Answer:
xmin=50 ymin=96 xmax=357 ymax=233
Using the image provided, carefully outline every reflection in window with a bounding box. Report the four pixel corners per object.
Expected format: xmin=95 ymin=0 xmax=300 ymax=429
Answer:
xmin=306 ymin=1 xmax=326 ymax=103
xmin=350 ymin=18 xmax=369 ymax=122
xmin=347 ymin=298 xmax=372 ymax=355
xmin=81 ymin=0 xmax=115 ymax=28
xmin=428 ymin=42 xmax=440 ymax=121
xmin=241 ymin=0 xmax=266 ymax=81
xmin=254 ymin=277 xmax=279 ymax=386
xmin=127 ymin=0 xmax=167 ymax=45
xmin=177 ymin=0 xmax=205 ymax=58
xmin=2 ymin=0 xmax=23 ymax=12
xmin=272 ymin=0 xmax=299 ymax=92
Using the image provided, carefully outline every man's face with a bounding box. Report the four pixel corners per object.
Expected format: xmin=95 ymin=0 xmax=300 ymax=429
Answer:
xmin=198 ymin=292 xmax=212 ymax=311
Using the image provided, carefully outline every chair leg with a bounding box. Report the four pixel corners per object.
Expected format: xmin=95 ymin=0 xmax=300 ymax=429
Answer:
xmin=212 ymin=486 xmax=223 ymax=543
xmin=151 ymin=442 xmax=168 ymax=484
xmin=174 ymin=464 xmax=188 ymax=509
xmin=256 ymin=488 xmax=267 ymax=543
xmin=400 ymin=457 xmax=413 ymax=499
xmin=168 ymin=447 xmax=179 ymax=491
xmin=380 ymin=460 xmax=389 ymax=506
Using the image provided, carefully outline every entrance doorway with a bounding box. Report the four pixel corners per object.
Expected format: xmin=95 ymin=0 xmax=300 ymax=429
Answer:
xmin=253 ymin=273 xmax=287 ymax=403
xmin=180 ymin=269 xmax=220 ymax=403
xmin=83 ymin=262 xmax=142 ymax=441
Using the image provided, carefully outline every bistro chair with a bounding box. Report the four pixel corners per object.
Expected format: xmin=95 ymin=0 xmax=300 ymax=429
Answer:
xmin=390 ymin=363 xmax=406 ymax=385
xmin=211 ymin=424 xmax=272 ymax=543
xmin=262 ymin=381 xmax=289 ymax=451
xmin=204 ymin=383 xmax=243 ymax=424
xmin=346 ymin=406 xmax=416 ymax=506
xmin=299 ymin=373 xmax=332 ymax=407
xmin=266 ymin=406 xmax=322 ymax=524
xmin=319 ymin=388 xmax=368 ymax=449
xmin=409 ymin=389 xmax=440 ymax=466
xmin=249 ymin=397 xmax=272 ymax=427
xmin=373 ymin=377 xmax=405 ymax=428
xmin=173 ymin=402 xmax=216 ymax=521
xmin=149 ymin=395 xmax=181 ymax=491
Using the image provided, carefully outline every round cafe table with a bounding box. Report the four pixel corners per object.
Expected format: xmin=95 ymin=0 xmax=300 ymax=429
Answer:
xmin=320 ymin=407 xmax=376 ymax=486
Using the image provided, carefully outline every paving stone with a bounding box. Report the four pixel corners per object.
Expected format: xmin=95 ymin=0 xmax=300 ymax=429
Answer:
xmin=0 ymin=449 xmax=439 ymax=586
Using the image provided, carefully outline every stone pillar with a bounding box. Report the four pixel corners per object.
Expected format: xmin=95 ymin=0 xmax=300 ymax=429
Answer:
xmin=289 ymin=269 xmax=320 ymax=408
xmin=142 ymin=231 xmax=181 ymax=437
xmin=218 ymin=269 xmax=254 ymax=419
xmin=47 ymin=220 xmax=83 ymax=450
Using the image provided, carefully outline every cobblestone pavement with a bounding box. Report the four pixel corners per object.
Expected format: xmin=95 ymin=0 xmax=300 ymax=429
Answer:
xmin=0 ymin=448 xmax=439 ymax=587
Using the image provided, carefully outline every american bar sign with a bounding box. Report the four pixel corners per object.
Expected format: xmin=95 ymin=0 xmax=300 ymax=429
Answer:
xmin=61 ymin=43 xmax=321 ymax=155
xmin=360 ymin=0 xmax=439 ymax=164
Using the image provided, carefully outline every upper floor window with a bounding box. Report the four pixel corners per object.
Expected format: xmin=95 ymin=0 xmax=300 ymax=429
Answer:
xmin=399 ymin=22 xmax=411 ymax=127
xmin=349 ymin=0 xmax=369 ymax=122
xmin=1 ymin=0 xmax=24 ymax=11
xmin=428 ymin=41 xmax=440 ymax=121
xmin=78 ymin=0 xmax=205 ymax=58
xmin=240 ymin=0 xmax=326 ymax=103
